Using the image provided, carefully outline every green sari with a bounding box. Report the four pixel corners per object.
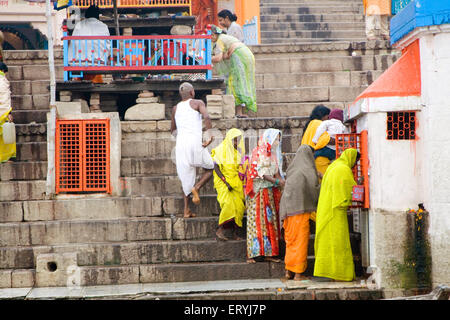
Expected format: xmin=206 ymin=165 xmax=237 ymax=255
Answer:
xmin=214 ymin=34 xmax=257 ymax=112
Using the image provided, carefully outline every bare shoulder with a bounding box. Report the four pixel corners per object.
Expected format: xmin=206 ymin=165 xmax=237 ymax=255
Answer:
xmin=189 ymin=99 xmax=205 ymax=111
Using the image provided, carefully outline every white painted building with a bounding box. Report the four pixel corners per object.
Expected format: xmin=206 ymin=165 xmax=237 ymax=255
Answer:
xmin=345 ymin=0 xmax=450 ymax=289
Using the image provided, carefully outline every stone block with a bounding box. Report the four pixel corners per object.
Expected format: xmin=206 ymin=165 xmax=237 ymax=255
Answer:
xmin=11 ymin=95 xmax=33 ymax=110
xmin=89 ymin=99 xmax=100 ymax=105
xmin=222 ymin=95 xmax=235 ymax=119
xmin=59 ymin=91 xmax=72 ymax=96
xmin=6 ymin=66 xmax=23 ymax=81
xmin=23 ymin=65 xmax=50 ymax=80
xmin=32 ymin=80 xmax=50 ymax=95
xmin=59 ymin=95 xmax=72 ymax=102
xmin=0 ymin=270 xmax=12 ymax=288
xmin=73 ymin=99 xmax=90 ymax=113
xmin=0 ymin=223 xmax=30 ymax=246
xmin=10 ymin=80 xmax=31 ymax=95
xmin=0 ymin=202 xmax=24 ymax=222
xmin=136 ymin=97 xmax=159 ymax=104
xmin=170 ymin=25 xmax=192 ymax=35
xmin=138 ymin=91 xmax=154 ymax=98
xmin=125 ymin=103 xmax=166 ymax=120
xmin=156 ymin=120 xmax=171 ymax=131
xmin=206 ymin=95 xmax=223 ymax=103
xmin=56 ymin=101 xmax=82 ymax=117
xmin=12 ymin=270 xmax=35 ymax=288
xmin=90 ymin=93 xmax=100 ymax=100
xmin=33 ymin=94 xmax=50 ymax=109
xmin=80 ymin=266 xmax=139 ymax=286
xmin=35 ymin=253 xmax=78 ymax=287
xmin=126 ymin=218 xmax=172 ymax=241
xmin=207 ymin=106 xmax=223 ymax=119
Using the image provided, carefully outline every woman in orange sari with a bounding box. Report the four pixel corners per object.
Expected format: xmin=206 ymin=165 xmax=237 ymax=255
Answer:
xmin=280 ymin=145 xmax=320 ymax=280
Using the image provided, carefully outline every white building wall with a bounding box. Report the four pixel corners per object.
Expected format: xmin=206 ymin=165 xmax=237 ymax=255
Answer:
xmin=419 ymin=32 xmax=450 ymax=287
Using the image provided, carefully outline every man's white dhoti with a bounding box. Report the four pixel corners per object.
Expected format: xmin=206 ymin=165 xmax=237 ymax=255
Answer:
xmin=175 ymin=99 xmax=214 ymax=196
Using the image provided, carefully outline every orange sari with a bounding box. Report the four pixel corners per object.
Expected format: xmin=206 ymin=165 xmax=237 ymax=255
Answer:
xmin=283 ymin=213 xmax=310 ymax=274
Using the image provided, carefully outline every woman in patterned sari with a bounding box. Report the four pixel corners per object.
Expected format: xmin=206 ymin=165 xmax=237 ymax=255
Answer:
xmin=245 ymin=128 xmax=285 ymax=263
xmin=210 ymin=25 xmax=257 ymax=118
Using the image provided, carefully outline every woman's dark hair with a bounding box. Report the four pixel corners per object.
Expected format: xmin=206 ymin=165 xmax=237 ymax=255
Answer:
xmin=0 ymin=62 xmax=8 ymax=73
xmin=85 ymin=5 xmax=100 ymax=19
xmin=302 ymin=105 xmax=331 ymax=138
xmin=218 ymin=9 xmax=238 ymax=22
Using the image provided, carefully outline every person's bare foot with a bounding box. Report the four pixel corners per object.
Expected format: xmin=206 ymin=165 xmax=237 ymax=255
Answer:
xmin=294 ymin=274 xmax=309 ymax=281
xmin=183 ymin=210 xmax=196 ymax=218
xmin=216 ymin=228 xmax=229 ymax=241
xmin=246 ymin=258 xmax=256 ymax=264
xmin=284 ymin=270 xmax=294 ymax=280
xmin=264 ymin=257 xmax=281 ymax=263
xmin=191 ymin=187 xmax=200 ymax=205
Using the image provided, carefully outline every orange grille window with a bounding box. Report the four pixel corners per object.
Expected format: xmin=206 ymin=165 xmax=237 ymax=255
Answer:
xmin=336 ymin=130 xmax=369 ymax=209
xmin=56 ymin=119 xmax=110 ymax=194
xmin=387 ymin=111 xmax=416 ymax=140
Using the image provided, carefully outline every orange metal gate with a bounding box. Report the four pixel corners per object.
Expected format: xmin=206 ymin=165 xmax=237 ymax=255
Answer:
xmin=335 ymin=130 xmax=369 ymax=209
xmin=55 ymin=119 xmax=111 ymax=194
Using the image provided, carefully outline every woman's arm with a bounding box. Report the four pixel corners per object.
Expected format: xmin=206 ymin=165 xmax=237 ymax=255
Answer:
xmin=214 ymin=164 xmax=233 ymax=191
xmin=212 ymin=52 xmax=223 ymax=63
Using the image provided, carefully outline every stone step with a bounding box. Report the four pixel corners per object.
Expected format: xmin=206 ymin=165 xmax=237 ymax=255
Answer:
xmin=256 ymin=70 xmax=384 ymax=89
xmin=121 ymin=133 xmax=301 ymax=158
xmin=9 ymin=80 xmax=50 ymax=97
xmin=11 ymin=94 xmax=50 ymax=111
xmin=0 ymin=216 xmax=219 ymax=246
xmin=15 ymin=123 xmax=47 ymax=143
xmin=120 ymin=153 xmax=297 ymax=177
xmin=16 ymin=142 xmax=47 ymax=161
xmin=250 ymin=41 xmax=396 ymax=59
xmin=260 ymin=13 xmax=365 ymax=23
xmin=255 ymin=54 xmax=398 ymax=74
xmin=257 ymin=86 xmax=368 ymax=104
xmin=21 ymin=64 xmax=64 ymax=81
xmin=0 ymin=180 xmax=46 ymax=202
xmin=0 ymin=161 xmax=47 ymax=181
xmin=261 ymin=30 xmax=366 ymax=40
xmin=260 ymin=21 xmax=366 ymax=31
xmin=11 ymin=109 xmax=48 ymax=125
xmin=260 ymin=6 xmax=362 ymax=15
xmin=262 ymin=38 xmax=369 ymax=44
xmin=0 ymin=239 xmax=247 ymax=270
xmin=0 ymin=193 xmax=223 ymax=223
xmin=255 ymin=102 xmax=346 ymax=117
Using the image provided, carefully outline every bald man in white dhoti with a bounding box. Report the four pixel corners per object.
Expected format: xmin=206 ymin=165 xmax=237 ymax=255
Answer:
xmin=171 ymin=82 xmax=214 ymax=218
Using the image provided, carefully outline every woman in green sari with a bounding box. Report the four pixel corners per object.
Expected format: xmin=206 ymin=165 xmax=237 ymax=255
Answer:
xmin=210 ymin=25 xmax=257 ymax=118
xmin=313 ymin=148 xmax=360 ymax=282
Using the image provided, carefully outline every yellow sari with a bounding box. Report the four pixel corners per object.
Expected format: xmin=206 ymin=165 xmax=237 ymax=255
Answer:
xmin=0 ymin=107 xmax=16 ymax=163
xmin=211 ymin=128 xmax=246 ymax=227
xmin=313 ymin=148 xmax=357 ymax=281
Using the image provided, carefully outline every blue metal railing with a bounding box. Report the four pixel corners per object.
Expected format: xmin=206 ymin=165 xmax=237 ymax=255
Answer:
xmin=243 ymin=16 xmax=259 ymax=46
xmin=392 ymin=0 xmax=413 ymax=15
xmin=62 ymin=30 xmax=213 ymax=81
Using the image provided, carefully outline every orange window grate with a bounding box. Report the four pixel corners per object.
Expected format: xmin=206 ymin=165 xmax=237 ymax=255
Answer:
xmin=55 ymin=121 xmax=83 ymax=192
xmin=336 ymin=130 xmax=369 ymax=209
xmin=55 ymin=119 xmax=110 ymax=194
xmin=387 ymin=111 xmax=416 ymax=140
xmin=83 ymin=120 xmax=110 ymax=192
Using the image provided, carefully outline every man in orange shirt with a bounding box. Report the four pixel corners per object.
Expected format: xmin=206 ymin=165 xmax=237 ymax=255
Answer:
xmin=364 ymin=0 xmax=392 ymax=40
xmin=192 ymin=0 xmax=218 ymax=34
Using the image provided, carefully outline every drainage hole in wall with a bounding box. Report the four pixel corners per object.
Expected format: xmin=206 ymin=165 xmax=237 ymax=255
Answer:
xmin=47 ymin=262 xmax=58 ymax=272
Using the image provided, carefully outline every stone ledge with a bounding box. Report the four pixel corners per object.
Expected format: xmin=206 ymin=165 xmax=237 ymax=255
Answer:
xmin=3 ymin=49 xmax=64 ymax=61
xmin=250 ymin=40 xmax=393 ymax=54
xmin=121 ymin=117 xmax=308 ymax=133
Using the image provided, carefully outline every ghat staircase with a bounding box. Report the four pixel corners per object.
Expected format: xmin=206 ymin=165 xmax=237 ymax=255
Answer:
xmin=0 ymin=0 xmax=400 ymax=292
xmin=0 ymin=39 xmax=399 ymax=291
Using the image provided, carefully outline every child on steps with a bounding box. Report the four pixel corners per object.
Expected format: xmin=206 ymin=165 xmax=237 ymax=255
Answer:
xmin=312 ymin=109 xmax=347 ymax=161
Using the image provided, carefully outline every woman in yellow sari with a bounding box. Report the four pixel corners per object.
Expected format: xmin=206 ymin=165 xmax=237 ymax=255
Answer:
xmin=211 ymin=128 xmax=246 ymax=241
xmin=301 ymin=105 xmax=332 ymax=176
xmin=313 ymin=148 xmax=360 ymax=282
xmin=0 ymin=62 xmax=16 ymax=162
